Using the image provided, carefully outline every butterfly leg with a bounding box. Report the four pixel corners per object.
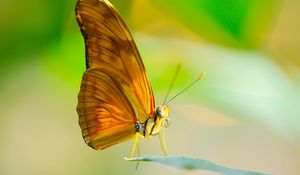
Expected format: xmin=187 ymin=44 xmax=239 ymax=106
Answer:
xmin=158 ymin=127 xmax=169 ymax=156
xmin=130 ymin=133 xmax=139 ymax=158
xmin=135 ymin=141 xmax=140 ymax=169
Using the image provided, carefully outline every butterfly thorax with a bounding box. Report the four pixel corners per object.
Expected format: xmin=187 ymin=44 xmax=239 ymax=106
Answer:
xmin=136 ymin=105 xmax=170 ymax=138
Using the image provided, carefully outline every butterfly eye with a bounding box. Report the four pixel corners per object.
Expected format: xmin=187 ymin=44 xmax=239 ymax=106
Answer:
xmin=156 ymin=107 xmax=164 ymax=117
xmin=162 ymin=119 xmax=171 ymax=128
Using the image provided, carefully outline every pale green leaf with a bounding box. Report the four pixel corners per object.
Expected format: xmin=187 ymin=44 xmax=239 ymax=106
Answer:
xmin=124 ymin=155 xmax=270 ymax=175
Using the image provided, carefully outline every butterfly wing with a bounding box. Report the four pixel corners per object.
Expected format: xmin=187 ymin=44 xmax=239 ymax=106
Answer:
xmin=76 ymin=0 xmax=155 ymax=150
xmin=77 ymin=68 xmax=137 ymax=150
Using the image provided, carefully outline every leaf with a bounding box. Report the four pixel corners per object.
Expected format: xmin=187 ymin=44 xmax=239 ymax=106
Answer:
xmin=124 ymin=155 xmax=271 ymax=175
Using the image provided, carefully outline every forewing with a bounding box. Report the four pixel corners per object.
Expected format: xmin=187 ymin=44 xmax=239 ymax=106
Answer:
xmin=76 ymin=0 xmax=155 ymax=120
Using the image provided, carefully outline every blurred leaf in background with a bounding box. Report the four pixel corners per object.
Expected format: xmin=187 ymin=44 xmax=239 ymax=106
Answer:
xmin=150 ymin=0 xmax=279 ymax=48
xmin=0 ymin=0 xmax=73 ymax=82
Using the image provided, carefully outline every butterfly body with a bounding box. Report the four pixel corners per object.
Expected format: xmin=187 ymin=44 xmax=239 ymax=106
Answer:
xmin=136 ymin=106 xmax=170 ymax=138
xmin=76 ymin=0 xmax=170 ymax=152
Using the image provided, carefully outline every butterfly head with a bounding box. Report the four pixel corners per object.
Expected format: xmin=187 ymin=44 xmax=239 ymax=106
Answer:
xmin=151 ymin=105 xmax=171 ymax=133
xmin=156 ymin=105 xmax=169 ymax=121
xmin=156 ymin=105 xmax=171 ymax=128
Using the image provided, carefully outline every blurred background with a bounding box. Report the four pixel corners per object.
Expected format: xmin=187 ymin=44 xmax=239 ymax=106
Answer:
xmin=0 ymin=0 xmax=299 ymax=174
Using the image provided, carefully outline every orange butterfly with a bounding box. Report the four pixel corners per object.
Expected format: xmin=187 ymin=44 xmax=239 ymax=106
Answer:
xmin=75 ymin=0 xmax=170 ymax=156
xmin=76 ymin=0 xmax=205 ymax=157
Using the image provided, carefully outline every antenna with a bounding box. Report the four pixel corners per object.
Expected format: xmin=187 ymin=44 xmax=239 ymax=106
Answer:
xmin=165 ymin=72 xmax=206 ymax=105
xmin=162 ymin=64 xmax=182 ymax=106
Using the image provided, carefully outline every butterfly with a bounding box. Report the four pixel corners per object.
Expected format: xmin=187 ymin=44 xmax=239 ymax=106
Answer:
xmin=75 ymin=0 xmax=205 ymax=157
xmin=75 ymin=0 xmax=171 ymax=156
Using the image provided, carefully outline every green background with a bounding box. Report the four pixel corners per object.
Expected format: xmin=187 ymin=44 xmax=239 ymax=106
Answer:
xmin=1 ymin=0 xmax=300 ymax=174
